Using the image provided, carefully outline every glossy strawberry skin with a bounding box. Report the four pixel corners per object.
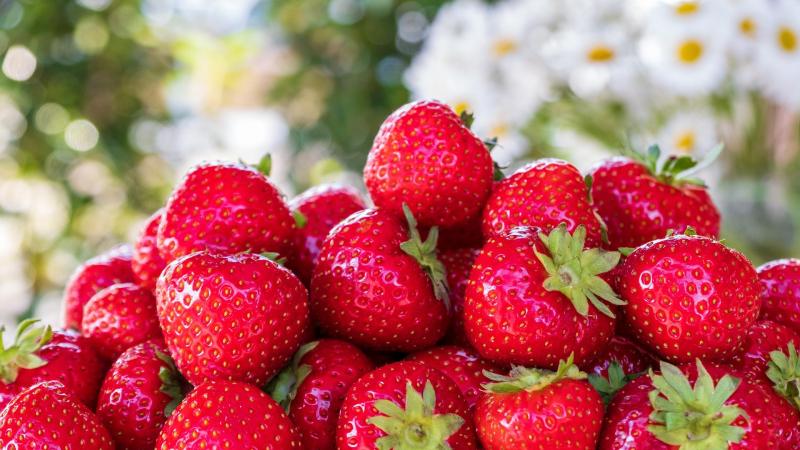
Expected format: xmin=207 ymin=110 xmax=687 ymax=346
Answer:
xmin=0 ymin=381 xmax=114 ymax=449
xmin=0 ymin=329 xmax=106 ymax=411
xmin=598 ymin=363 xmax=800 ymax=450
xmin=406 ymin=345 xmax=501 ymax=410
xmin=619 ymin=235 xmax=761 ymax=363
xmin=289 ymin=339 xmax=374 ymax=450
xmin=311 ymin=208 xmax=448 ymax=352
xmin=730 ymin=320 xmax=800 ymax=382
xmin=464 ymin=227 xmax=615 ymax=369
xmin=364 ymin=100 xmax=493 ymax=228
xmin=132 ymin=209 xmax=167 ymax=291
xmin=476 ymin=376 xmax=604 ymax=450
xmin=157 ymin=381 xmax=303 ymax=450
xmin=337 ymin=361 xmax=478 ymax=450
xmin=581 ymin=336 xmax=657 ymax=378
xmin=482 ymin=159 xmax=602 ymax=247
xmin=439 ymin=247 xmax=480 ymax=347
xmin=156 ymin=251 xmax=310 ymax=386
xmin=157 ymin=161 xmax=296 ymax=264
xmin=63 ymin=245 xmax=135 ymax=329
xmin=96 ymin=340 xmax=177 ymax=450
xmin=81 ymin=282 xmax=162 ymax=360
xmin=758 ymin=258 xmax=800 ymax=329
xmin=590 ymin=157 xmax=720 ymax=249
xmin=289 ymin=184 xmax=366 ymax=283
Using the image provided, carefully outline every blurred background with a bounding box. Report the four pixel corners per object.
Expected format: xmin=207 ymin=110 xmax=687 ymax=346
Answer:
xmin=0 ymin=0 xmax=799 ymax=330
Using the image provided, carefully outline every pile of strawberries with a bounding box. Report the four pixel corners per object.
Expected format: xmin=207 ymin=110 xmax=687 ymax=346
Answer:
xmin=1 ymin=99 xmax=799 ymax=450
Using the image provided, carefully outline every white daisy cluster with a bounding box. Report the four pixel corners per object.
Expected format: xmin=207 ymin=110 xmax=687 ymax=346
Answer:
xmin=406 ymin=0 xmax=800 ymax=165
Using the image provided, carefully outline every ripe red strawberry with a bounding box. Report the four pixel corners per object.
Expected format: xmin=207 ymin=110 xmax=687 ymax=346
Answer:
xmin=589 ymin=146 xmax=721 ymax=249
xmin=439 ymin=247 xmax=480 ymax=346
xmin=758 ymin=258 xmax=800 ymax=329
xmin=464 ymin=224 xmax=622 ymax=369
xmin=96 ymin=340 xmax=187 ymax=450
xmin=0 ymin=321 xmax=105 ymax=410
xmin=619 ymin=233 xmax=760 ymax=363
xmin=156 ymin=380 xmax=303 ymax=449
xmin=311 ymin=207 xmax=449 ymax=352
xmin=364 ymin=100 xmax=494 ymax=228
xmin=288 ymin=184 xmax=366 ymax=283
xmin=476 ymin=356 xmax=604 ymax=449
xmin=482 ymin=159 xmax=603 ymax=246
xmin=599 ymin=360 xmax=800 ymax=449
xmin=731 ymin=320 xmax=800 ymax=382
xmin=63 ymin=245 xmax=135 ymax=329
xmin=157 ymin=159 xmax=296 ymax=264
xmin=582 ymin=335 xmax=656 ymax=379
xmin=156 ymin=251 xmax=309 ymax=386
xmin=0 ymin=380 xmax=114 ymax=448
xmin=268 ymin=339 xmax=374 ymax=450
xmin=132 ymin=209 xmax=167 ymax=291
xmin=406 ymin=345 xmax=501 ymax=410
xmin=337 ymin=360 xmax=478 ymax=449
xmin=81 ymin=282 xmax=162 ymax=360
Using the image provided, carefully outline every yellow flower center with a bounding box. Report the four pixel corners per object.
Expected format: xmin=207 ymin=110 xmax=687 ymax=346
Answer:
xmin=676 ymin=39 xmax=704 ymax=64
xmin=490 ymin=123 xmax=509 ymax=137
xmin=493 ymin=39 xmax=518 ymax=56
xmin=675 ymin=1 xmax=699 ymax=15
xmin=778 ymin=26 xmax=797 ymax=52
xmin=453 ymin=101 xmax=470 ymax=116
xmin=675 ymin=131 xmax=696 ymax=153
xmin=739 ymin=17 xmax=756 ymax=37
xmin=586 ymin=44 xmax=616 ymax=62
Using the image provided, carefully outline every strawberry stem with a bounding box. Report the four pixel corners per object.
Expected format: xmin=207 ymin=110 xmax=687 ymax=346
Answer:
xmin=0 ymin=319 xmax=53 ymax=384
xmin=399 ymin=204 xmax=450 ymax=309
xmin=767 ymin=342 xmax=800 ymax=411
xmin=482 ymin=354 xmax=586 ymax=394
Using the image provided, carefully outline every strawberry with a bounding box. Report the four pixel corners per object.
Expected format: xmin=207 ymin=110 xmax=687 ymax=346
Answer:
xmin=767 ymin=343 xmax=800 ymax=411
xmin=731 ymin=320 xmax=800 ymax=382
xmin=364 ymin=100 xmax=494 ymax=229
xmin=311 ymin=207 xmax=449 ymax=352
xmin=758 ymin=258 xmax=800 ymax=329
xmin=337 ymin=360 xmax=478 ymax=449
xmin=81 ymin=282 xmax=162 ymax=360
xmin=156 ymin=251 xmax=309 ymax=386
xmin=589 ymin=145 xmax=721 ymax=249
xmin=96 ymin=340 xmax=187 ymax=450
xmin=156 ymin=158 xmax=296 ymax=264
xmin=0 ymin=380 xmax=114 ymax=448
xmin=132 ymin=209 xmax=167 ymax=291
xmin=582 ymin=335 xmax=656 ymax=379
xmin=482 ymin=159 xmax=603 ymax=246
xmin=432 ymin=213 xmax=484 ymax=251
xmin=156 ymin=380 xmax=303 ymax=449
xmin=0 ymin=320 xmax=105 ymax=410
xmin=268 ymin=339 xmax=374 ymax=450
xmin=288 ymin=184 xmax=366 ymax=283
xmin=63 ymin=245 xmax=135 ymax=329
xmin=464 ymin=224 xmax=622 ymax=369
xmin=599 ymin=360 xmax=800 ymax=449
xmin=439 ymin=247 xmax=480 ymax=346
xmin=476 ymin=356 xmax=604 ymax=449
xmin=619 ymin=232 xmax=760 ymax=363
xmin=406 ymin=345 xmax=501 ymax=410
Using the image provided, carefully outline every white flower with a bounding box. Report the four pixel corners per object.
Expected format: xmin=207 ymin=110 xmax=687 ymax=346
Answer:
xmin=655 ymin=110 xmax=719 ymax=157
xmin=754 ymin=0 xmax=800 ymax=110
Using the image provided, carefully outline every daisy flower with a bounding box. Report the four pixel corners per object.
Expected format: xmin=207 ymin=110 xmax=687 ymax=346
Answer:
xmin=656 ymin=109 xmax=719 ymax=157
xmin=754 ymin=0 xmax=800 ymax=110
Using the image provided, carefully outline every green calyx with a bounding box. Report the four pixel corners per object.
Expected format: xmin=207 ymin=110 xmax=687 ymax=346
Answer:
xmin=767 ymin=342 xmax=800 ymax=411
xmin=256 ymin=153 xmax=272 ymax=176
xmin=482 ymin=354 xmax=586 ymax=394
xmin=589 ymin=362 xmax=643 ymax=406
xmin=648 ymin=360 xmax=748 ymax=449
xmin=261 ymin=252 xmax=288 ymax=266
xmin=399 ymin=204 xmax=450 ymax=309
xmin=533 ymin=223 xmax=625 ymax=318
xmin=293 ymin=210 xmax=308 ymax=229
xmin=267 ymin=341 xmax=319 ymax=411
xmin=0 ymin=319 xmax=53 ymax=384
xmin=631 ymin=143 xmax=723 ymax=188
xmin=367 ymin=380 xmax=465 ymax=450
xmin=155 ymin=349 xmax=188 ymax=418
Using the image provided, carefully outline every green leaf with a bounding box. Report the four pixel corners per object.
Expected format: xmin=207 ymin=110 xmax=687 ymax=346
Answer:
xmin=483 ymin=355 xmax=586 ymax=394
xmin=400 ymin=203 xmax=450 ymax=309
xmin=256 ymin=153 xmax=272 ymax=176
xmin=293 ymin=210 xmax=307 ymax=228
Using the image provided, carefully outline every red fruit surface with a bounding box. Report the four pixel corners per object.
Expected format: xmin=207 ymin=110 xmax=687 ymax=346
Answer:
xmin=288 ymin=184 xmax=365 ymax=283
xmin=0 ymin=381 xmax=114 ymax=449
xmin=582 ymin=336 xmax=657 ymax=378
xmin=96 ymin=340 xmax=184 ymax=450
xmin=156 ymin=381 xmax=303 ymax=449
xmin=311 ymin=208 xmax=448 ymax=352
xmin=481 ymin=159 xmax=603 ymax=246
xmin=758 ymin=258 xmax=800 ymax=329
xmin=433 ymin=213 xmax=485 ymax=251
xmin=287 ymin=339 xmax=374 ymax=450
xmin=156 ymin=161 xmax=296 ymax=264
xmin=132 ymin=209 xmax=167 ymax=291
xmin=337 ymin=360 xmax=478 ymax=450
xmin=156 ymin=251 xmax=309 ymax=386
xmin=81 ymin=282 xmax=162 ymax=360
xmin=364 ymin=100 xmax=494 ymax=228
xmin=439 ymin=247 xmax=480 ymax=346
xmin=730 ymin=320 xmax=800 ymax=382
xmin=406 ymin=345 xmax=501 ymax=410
xmin=464 ymin=227 xmax=615 ymax=368
xmin=63 ymin=245 xmax=135 ymax=329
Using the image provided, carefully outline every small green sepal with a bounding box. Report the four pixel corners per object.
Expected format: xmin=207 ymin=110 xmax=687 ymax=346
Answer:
xmin=261 ymin=252 xmax=288 ymax=266
xmin=399 ymin=204 xmax=450 ymax=309
xmin=482 ymin=354 xmax=586 ymax=394
xmin=767 ymin=342 xmax=800 ymax=411
xmin=588 ymin=362 xmax=643 ymax=406
xmin=627 ymin=143 xmax=723 ymax=188
xmin=293 ymin=210 xmax=308 ymax=229
xmin=256 ymin=154 xmax=272 ymax=177
xmin=267 ymin=341 xmax=319 ymax=411
xmin=155 ymin=348 xmax=188 ymax=418
xmin=0 ymin=319 xmax=53 ymax=384
xmin=459 ymin=111 xmax=475 ymax=129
